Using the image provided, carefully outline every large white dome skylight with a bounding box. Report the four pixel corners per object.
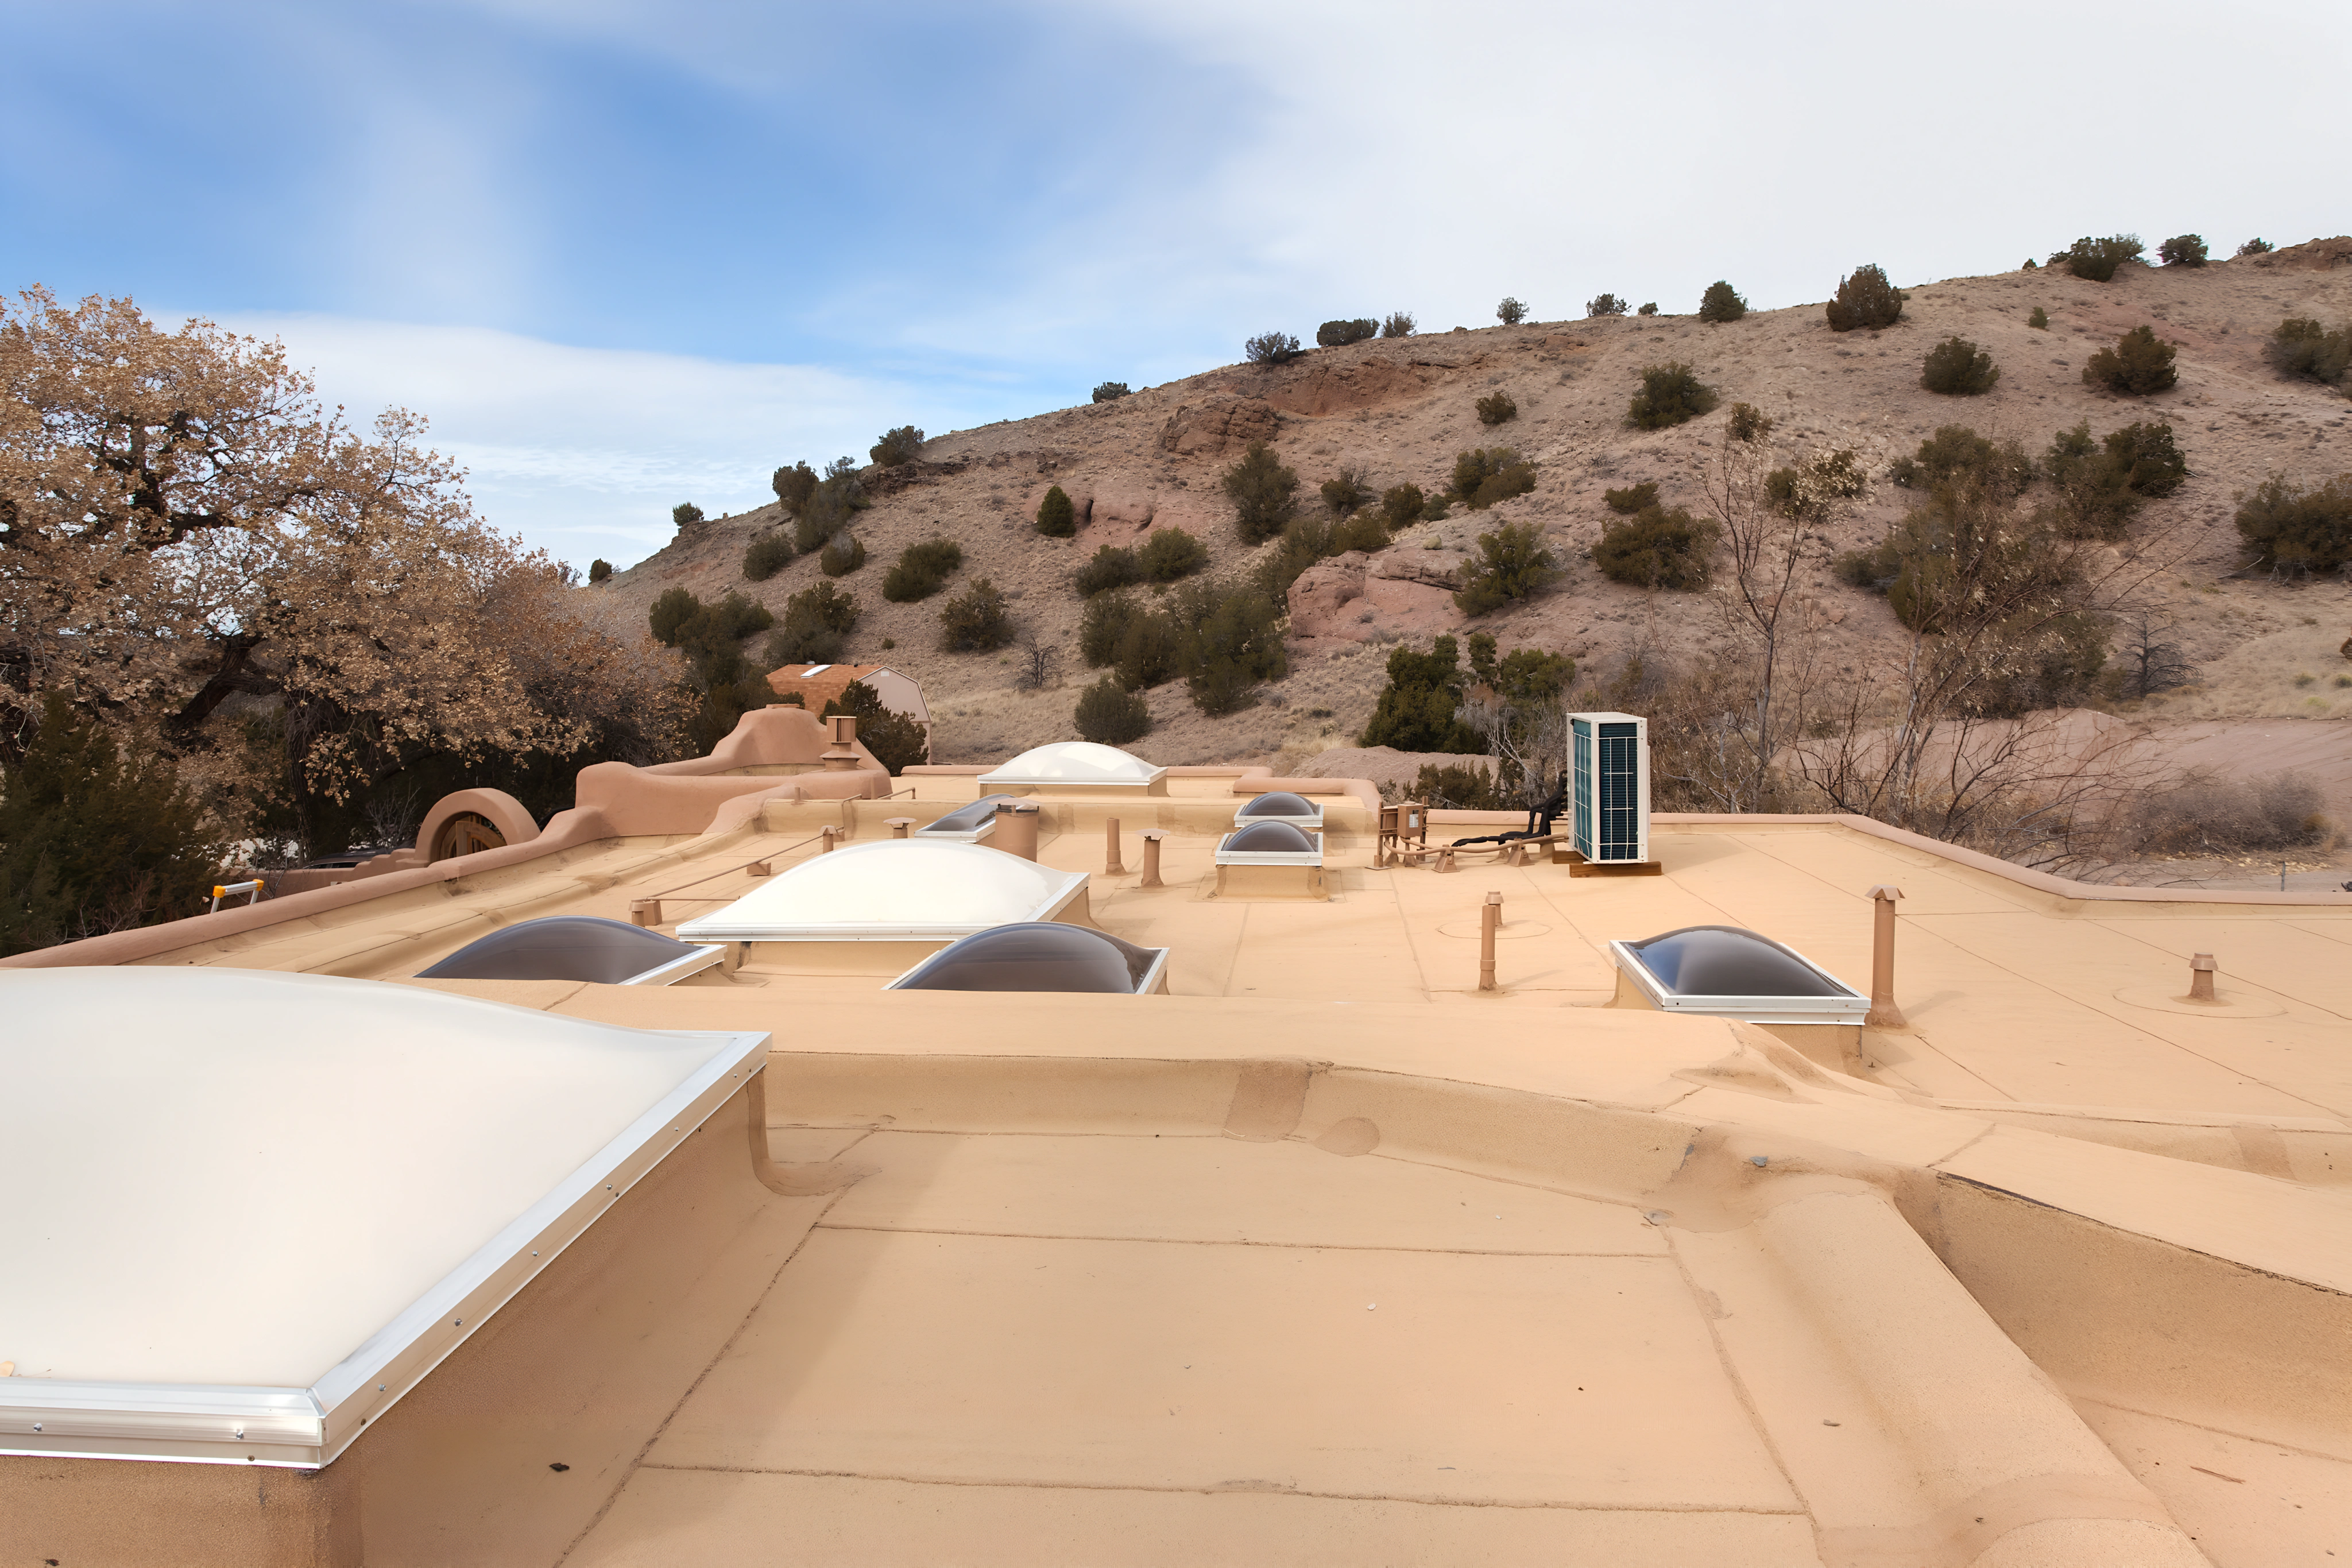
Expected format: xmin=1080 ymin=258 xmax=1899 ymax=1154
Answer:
xmin=977 ymin=740 xmax=1167 ymax=789
xmin=676 ymin=839 xmax=1088 ymax=942
xmin=0 ymin=967 xmax=764 ymax=1466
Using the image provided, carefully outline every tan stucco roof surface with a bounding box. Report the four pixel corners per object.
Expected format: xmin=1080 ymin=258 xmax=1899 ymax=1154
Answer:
xmin=24 ymin=786 xmax=2352 ymax=1563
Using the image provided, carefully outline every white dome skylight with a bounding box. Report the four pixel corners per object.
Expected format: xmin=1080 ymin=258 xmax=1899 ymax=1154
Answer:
xmin=676 ymin=839 xmax=1088 ymax=942
xmin=0 ymin=967 xmax=764 ymax=1466
xmin=977 ymin=740 xmax=1167 ymax=789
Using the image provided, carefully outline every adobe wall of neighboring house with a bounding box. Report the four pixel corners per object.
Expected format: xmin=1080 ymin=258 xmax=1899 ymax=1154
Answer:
xmin=0 ymin=707 xmax=892 ymax=971
xmin=0 ymin=1079 xmax=813 ymax=1568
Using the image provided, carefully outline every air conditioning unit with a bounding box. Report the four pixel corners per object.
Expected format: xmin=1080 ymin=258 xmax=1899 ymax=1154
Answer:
xmin=1569 ymin=713 xmax=1650 ymax=865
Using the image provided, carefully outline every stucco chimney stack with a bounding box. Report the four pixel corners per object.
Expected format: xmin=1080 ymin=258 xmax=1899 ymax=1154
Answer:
xmin=821 ymin=715 xmax=860 ymax=771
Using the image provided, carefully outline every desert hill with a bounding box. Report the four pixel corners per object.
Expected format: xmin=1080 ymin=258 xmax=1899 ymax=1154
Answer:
xmin=595 ymin=241 xmax=2352 ymax=798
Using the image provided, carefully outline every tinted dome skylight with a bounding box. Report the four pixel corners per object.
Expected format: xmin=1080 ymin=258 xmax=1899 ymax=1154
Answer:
xmin=675 ymin=840 xmax=1087 ymax=941
xmin=416 ymin=915 xmax=718 ymax=985
xmin=1223 ymin=819 xmax=1318 ymax=854
xmin=1627 ymin=926 xmax=1848 ymax=997
xmin=918 ymin=793 xmax=1020 ymax=834
xmin=978 ymin=740 xmax=1166 ymax=788
xmin=888 ymin=921 xmax=1167 ymax=994
xmin=1237 ymin=791 xmax=1317 ymax=818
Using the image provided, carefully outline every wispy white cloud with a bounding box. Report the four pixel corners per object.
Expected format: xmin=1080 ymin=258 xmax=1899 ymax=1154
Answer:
xmin=210 ymin=312 xmax=998 ymax=568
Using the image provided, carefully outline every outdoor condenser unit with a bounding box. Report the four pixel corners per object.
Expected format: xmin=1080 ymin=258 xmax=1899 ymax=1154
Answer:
xmin=1569 ymin=712 xmax=1651 ymax=865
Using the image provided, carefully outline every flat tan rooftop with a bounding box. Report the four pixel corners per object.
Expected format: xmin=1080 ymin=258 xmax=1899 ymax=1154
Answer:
xmin=25 ymin=790 xmax=2350 ymax=1565
xmin=142 ymin=806 xmax=2352 ymax=1125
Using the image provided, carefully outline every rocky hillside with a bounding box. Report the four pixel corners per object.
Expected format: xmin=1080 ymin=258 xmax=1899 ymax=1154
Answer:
xmin=593 ymin=240 xmax=2352 ymax=771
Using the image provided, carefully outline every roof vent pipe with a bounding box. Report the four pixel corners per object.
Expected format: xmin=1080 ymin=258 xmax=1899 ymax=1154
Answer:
xmin=993 ymin=800 xmax=1040 ymax=861
xmin=1105 ymin=817 xmax=1126 ymax=875
xmin=822 ymin=714 xmax=861 ymax=771
xmin=2189 ymin=952 xmax=2218 ymax=1003
xmin=1140 ymin=830 xmax=1166 ymax=887
xmin=1865 ymin=885 xmax=1906 ymax=1029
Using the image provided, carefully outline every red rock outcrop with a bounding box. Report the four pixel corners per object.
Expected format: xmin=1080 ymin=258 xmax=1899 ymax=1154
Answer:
xmin=1157 ymin=397 xmax=1279 ymax=456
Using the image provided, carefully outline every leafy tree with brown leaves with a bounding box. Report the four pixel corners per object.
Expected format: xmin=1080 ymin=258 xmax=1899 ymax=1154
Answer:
xmin=0 ymin=288 xmax=682 ymax=851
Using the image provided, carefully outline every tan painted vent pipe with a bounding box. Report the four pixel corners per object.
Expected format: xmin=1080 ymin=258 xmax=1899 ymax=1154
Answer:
xmin=1864 ymin=885 xmax=1906 ymax=1029
xmin=2189 ymin=952 xmax=2217 ymax=1002
xmin=993 ymin=801 xmax=1040 ymax=861
xmin=1105 ymin=817 xmax=1126 ymax=875
xmin=1139 ymin=830 xmax=1166 ymax=887
xmin=1479 ymin=891 xmax=1503 ymax=992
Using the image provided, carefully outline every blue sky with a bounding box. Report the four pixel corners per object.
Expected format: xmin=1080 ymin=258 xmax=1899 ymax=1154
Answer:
xmin=6 ymin=0 xmax=2347 ymax=568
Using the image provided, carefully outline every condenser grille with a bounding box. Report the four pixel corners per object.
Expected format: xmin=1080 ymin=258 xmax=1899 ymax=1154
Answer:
xmin=1596 ymin=723 xmax=1641 ymax=861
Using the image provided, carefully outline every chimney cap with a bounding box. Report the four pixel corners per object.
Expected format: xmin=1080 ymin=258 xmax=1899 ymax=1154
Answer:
xmin=1867 ymin=884 xmax=1904 ymax=902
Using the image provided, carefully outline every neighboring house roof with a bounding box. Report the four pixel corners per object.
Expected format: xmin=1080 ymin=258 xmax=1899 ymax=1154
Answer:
xmin=765 ymin=663 xmax=930 ymax=723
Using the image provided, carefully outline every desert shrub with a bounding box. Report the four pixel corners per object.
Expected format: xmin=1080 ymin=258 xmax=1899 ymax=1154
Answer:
xmin=1697 ymin=281 xmax=1747 ymax=323
xmin=1921 ymin=335 xmax=2001 ymax=395
xmin=2268 ymin=318 xmax=2352 ymax=386
xmin=1496 ymin=297 xmax=1530 ymax=326
xmin=762 ymin=580 xmax=860 ymax=664
xmin=1380 ymin=311 xmax=1417 ymax=338
xmin=1825 ymin=264 xmax=1904 ymax=331
xmin=870 ymin=425 xmax=924 ymax=467
xmin=1092 ymin=381 xmax=1130 ymax=403
xmin=2040 ymin=421 xmax=2186 ymax=540
xmin=1406 ymin=761 xmax=1505 ymax=810
xmin=1114 ymin=609 xmax=1182 ymax=690
xmin=1587 ymin=293 xmax=1628 ymax=318
xmin=883 ymin=537 xmax=964 ymax=602
xmin=1075 ymin=544 xmax=1144 ymax=597
xmin=2237 ymin=238 xmax=2274 ymax=257
xmin=1179 ymin=580 xmax=1287 ymax=715
xmin=1454 ymin=522 xmax=1561 ymax=617
xmin=1223 ymin=441 xmax=1299 ymax=544
xmin=1074 ymin=677 xmax=1152 ymax=744
xmin=1317 ymin=318 xmax=1378 ymax=347
xmin=2234 ymin=472 xmax=2352 ymax=574
xmin=588 ymin=559 xmax=612 ymax=583
xmin=2157 ymin=234 xmax=2208 ymax=268
xmin=1833 ymin=534 xmax=1905 ymax=590
xmin=2083 ymin=326 xmax=2178 ymax=394
xmin=2049 ymin=235 xmax=2145 ymax=281
xmin=819 ymin=531 xmax=866 ymax=576
xmin=1140 ymin=527 xmax=1209 ymax=582
xmin=1592 ymin=506 xmax=1716 ymax=590
xmin=2121 ymin=771 xmax=2327 ymax=856
xmin=938 ymin=578 xmax=1013 ymax=652
xmin=1603 ymin=481 xmax=1659 ymax=514
xmin=1727 ymin=402 xmax=1774 ymax=443
xmin=772 ymin=461 xmax=817 ymax=516
xmin=1244 ymin=330 xmax=1303 ymax=366
xmin=1889 ymin=425 xmax=2034 ymax=497
xmin=1035 ymin=483 xmax=1077 ymax=537
xmin=1637 ymin=302 xmax=1659 ymax=317
xmin=794 ymin=457 xmax=864 ymax=552
xmin=1249 ymin=515 xmax=1361 ymax=603
xmin=1 ymin=692 xmax=228 ymax=954
xmin=1359 ymin=637 xmax=1483 ymax=752
xmin=671 ymin=591 xmax=775 ymax=683
xmin=2028 ymin=307 xmax=2049 ymax=330
xmin=1450 ymin=446 xmax=1537 ymax=509
xmin=1626 ymin=362 xmax=1720 ymax=429
xmin=1475 ymin=390 xmax=1519 ymax=425
xmin=1320 ymin=466 xmax=1372 ymax=515
xmin=1380 ymin=483 xmax=1428 ymax=528
xmin=649 ymin=587 xmax=700 ymax=645
xmin=819 ymin=680 xmax=928 ymax=775
xmin=742 ymin=532 xmax=795 ymax=582
xmin=1080 ymin=592 xmax=1143 ymax=668
xmin=672 ymin=502 xmax=704 ymax=527
xmin=1764 ymin=448 xmax=1867 ymax=516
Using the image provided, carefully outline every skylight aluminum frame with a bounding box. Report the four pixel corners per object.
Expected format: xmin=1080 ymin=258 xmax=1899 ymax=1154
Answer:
xmin=1606 ymin=938 xmax=1867 ymax=1026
